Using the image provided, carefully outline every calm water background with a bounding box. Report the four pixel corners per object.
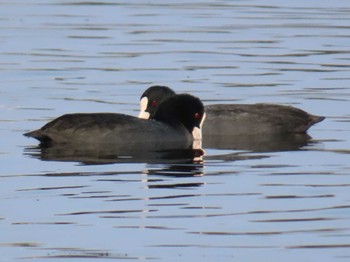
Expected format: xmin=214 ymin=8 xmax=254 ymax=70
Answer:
xmin=1 ymin=0 xmax=350 ymax=261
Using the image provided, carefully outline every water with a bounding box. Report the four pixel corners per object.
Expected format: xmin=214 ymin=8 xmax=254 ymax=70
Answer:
xmin=1 ymin=0 xmax=350 ymax=261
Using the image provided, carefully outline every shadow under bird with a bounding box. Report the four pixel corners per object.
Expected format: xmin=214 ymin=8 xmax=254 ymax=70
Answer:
xmin=24 ymin=94 xmax=206 ymax=152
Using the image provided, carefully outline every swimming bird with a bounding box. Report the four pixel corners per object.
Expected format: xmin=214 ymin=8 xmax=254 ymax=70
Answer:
xmin=138 ymin=85 xmax=325 ymax=136
xmin=24 ymin=94 xmax=206 ymax=151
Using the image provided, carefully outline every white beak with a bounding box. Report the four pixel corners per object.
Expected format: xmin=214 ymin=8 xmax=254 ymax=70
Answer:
xmin=191 ymin=112 xmax=206 ymax=141
xmin=138 ymin=111 xmax=150 ymax=119
xmin=192 ymin=127 xmax=202 ymax=141
xmin=138 ymin=97 xmax=150 ymax=119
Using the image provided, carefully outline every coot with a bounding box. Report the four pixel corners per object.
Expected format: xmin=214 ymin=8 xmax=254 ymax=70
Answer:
xmin=24 ymin=94 xmax=205 ymax=150
xmin=138 ymin=86 xmax=325 ymax=136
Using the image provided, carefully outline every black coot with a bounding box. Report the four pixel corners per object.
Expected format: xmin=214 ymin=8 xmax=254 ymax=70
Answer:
xmin=24 ymin=94 xmax=205 ymax=151
xmin=138 ymin=86 xmax=325 ymax=136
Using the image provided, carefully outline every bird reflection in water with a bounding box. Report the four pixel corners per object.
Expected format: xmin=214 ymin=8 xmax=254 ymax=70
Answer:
xmin=141 ymin=159 xmax=206 ymax=189
xmin=24 ymin=131 xmax=318 ymax=165
xmin=24 ymin=142 xmax=207 ymax=189
xmin=204 ymin=133 xmax=314 ymax=152
xmin=24 ymin=142 xmax=206 ymax=165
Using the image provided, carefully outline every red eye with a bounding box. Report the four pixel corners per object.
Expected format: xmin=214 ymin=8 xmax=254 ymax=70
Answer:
xmin=194 ymin=113 xmax=201 ymax=119
xmin=151 ymin=100 xmax=158 ymax=107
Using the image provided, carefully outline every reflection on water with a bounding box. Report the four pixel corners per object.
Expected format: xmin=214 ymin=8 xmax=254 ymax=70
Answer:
xmin=204 ymin=133 xmax=314 ymax=152
xmin=24 ymin=144 xmax=206 ymax=165
xmin=13 ymin=248 xmax=149 ymax=260
xmin=23 ymin=133 xmax=315 ymax=164
xmin=2 ymin=0 xmax=350 ymax=261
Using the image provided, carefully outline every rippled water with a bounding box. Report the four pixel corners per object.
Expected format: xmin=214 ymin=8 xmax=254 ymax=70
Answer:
xmin=1 ymin=1 xmax=350 ymax=261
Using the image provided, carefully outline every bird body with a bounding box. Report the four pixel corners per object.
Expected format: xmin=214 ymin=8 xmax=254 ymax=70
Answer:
xmin=24 ymin=94 xmax=205 ymax=151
